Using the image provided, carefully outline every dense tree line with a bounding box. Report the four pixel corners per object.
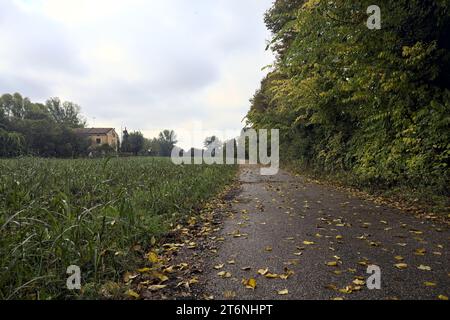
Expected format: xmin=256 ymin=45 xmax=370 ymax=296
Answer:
xmin=248 ymin=0 xmax=450 ymax=195
xmin=0 ymin=93 xmax=89 ymax=157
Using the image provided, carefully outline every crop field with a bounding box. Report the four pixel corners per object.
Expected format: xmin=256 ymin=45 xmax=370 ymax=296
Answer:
xmin=0 ymin=157 xmax=237 ymax=299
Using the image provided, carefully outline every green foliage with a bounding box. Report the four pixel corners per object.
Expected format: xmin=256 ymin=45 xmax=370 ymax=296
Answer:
xmin=0 ymin=157 xmax=237 ymax=299
xmin=248 ymin=0 xmax=450 ymax=197
xmin=0 ymin=93 xmax=89 ymax=157
xmin=127 ymin=131 xmax=145 ymax=155
xmin=157 ymin=130 xmax=178 ymax=157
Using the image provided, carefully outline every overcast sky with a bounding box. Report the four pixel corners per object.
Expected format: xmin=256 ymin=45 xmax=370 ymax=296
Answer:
xmin=0 ymin=0 xmax=274 ymax=149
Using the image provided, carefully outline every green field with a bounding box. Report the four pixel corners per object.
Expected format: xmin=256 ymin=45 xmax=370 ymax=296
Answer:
xmin=0 ymin=157 xmax=237 ymax=299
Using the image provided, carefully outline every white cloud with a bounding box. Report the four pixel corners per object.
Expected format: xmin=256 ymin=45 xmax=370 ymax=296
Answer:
xmin=1 ymin=0 xmax=274 ymax=149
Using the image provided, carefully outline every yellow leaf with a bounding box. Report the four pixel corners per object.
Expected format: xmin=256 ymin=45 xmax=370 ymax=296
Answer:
xmin=242 ymin=278 xmax=257 ymax=289
xmin=438 ymin=295 xmax=449 ymax=300
xmin=265 ymin=273 xmax=279 ymax=279
xmin=414 ymin=248 xmax=426 ymax=256
xmin=137 ymin=267 xmax=151 ymax=273
xmin=123 ymin=272 xmax=138 ymax=283
xmin=189 ymin=277 xmax=199 ymax=285
xmin=147 ymin=252 xmax=159 ymax=264
xmin=265 ymin=246 xmax=273 ymax=252
xmin=339 ymin=286 xmax=353 ymax=294
xmin=353 ymin=279 xmax=365 ymax=286
xmin=214 ymin=264 xmax=224 ymax=270
xmin=424 ymin=281 xmax=437 ymax=287
xmin=257 ymin=268 xmax=269 ymax=276
xmin=224 ymin=290 xmax=236 ymax=299
xmin=148 ymin=284 xmax=167 ymax=291
xmin=418 ymin=265 xmax=432 ymax=271
xmin=336 ymin=235 xmax=343 ymax=240
xmin=303 ymin=241 xmax=315 ymax=245
xmin=125 ymin=289 xmax=140 ymax=299
xmin=326 ymin=261 xmax=338 ymax=267
xmin=394 ymin=256 xmax=404 ymax=261
xmin=217 ymin=271 xmax=231 ymax=278
xmin=277 ymin=289 xmax=289 ymax=295
xmin=153 ymin=272 xmax=169 ymax=283
xmin=163 ymin=265 xmax=175 ymax=273
xmin=394 ymin=263 xmax=408 ymax=269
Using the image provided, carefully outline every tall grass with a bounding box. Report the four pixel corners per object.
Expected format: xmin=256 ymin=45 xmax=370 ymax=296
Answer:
xmin=0 ymin=157 xmax=236 ymax=299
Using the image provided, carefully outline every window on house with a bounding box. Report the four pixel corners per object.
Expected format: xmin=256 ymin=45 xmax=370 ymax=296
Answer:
xmin=96 ymin=138 xmax=101 ymax=144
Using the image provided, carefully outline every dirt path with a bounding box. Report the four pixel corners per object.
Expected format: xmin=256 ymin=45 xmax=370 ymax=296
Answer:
xmin=197 ymin=166 xmax=449 ymax=300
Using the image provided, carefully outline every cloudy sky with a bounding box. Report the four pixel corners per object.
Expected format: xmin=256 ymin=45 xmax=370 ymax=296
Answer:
xmin=0 ymin=0 xmax=274 ymax=148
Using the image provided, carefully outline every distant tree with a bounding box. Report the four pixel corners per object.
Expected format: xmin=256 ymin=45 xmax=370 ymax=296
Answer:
xmin=121 ymin=128 xmax=130 ymax=153
xmin=46 ymin=98 xmax=85 ymax=128
xmin=158 ymin=130 xmax=178 ymax=157
xmin=128 ymin=131 xmax=145 ymax=156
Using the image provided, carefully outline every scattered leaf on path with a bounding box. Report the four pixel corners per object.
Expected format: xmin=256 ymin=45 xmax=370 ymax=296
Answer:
xmin=277 ymin=289 xmax=289 ymax=295
xmin=242 ymin=278 xmax=256 ymax=289
xmin=125 ymin=289 xmax=140 ymax=299
xmin=418 ymin=265 xmax=432 ymax=271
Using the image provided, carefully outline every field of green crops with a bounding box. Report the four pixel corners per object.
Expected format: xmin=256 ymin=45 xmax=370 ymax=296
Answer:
xmin=0 ymin=157 xmax=237 ymax=299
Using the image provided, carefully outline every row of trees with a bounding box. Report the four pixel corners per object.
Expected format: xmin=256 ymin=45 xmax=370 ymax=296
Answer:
xmin=0 ymin=93 xmax=89 ymax=157
xmin=247 ymin=0 xmax=450 ymax=194
xmin=120 ymin=129 xmax=178 ymax=156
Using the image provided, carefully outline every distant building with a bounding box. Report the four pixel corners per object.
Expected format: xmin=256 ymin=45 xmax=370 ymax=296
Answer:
xmin=74 ymin=128 xmax=119 ymax=151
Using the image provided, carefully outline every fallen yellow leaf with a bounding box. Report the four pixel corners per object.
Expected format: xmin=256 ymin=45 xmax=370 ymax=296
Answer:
xmin=418 ymin=265 xmax=432 ymax=271
xmin=277 ymin=289 xmax=289 ymax=295
xmin=257 ymin=268 xmax=269 ymax=276
xmin=217 ymin=271 xmax=232 ymax=278
xmin=147 ymin=252 xmax=159 ymax=264
xmin=125 ymin=289 xmax=140 ymax=299
xmin=148 ymin=284 xmax=167 ymax=291
xmin=242 ymin=278 xmax=256 ymax=289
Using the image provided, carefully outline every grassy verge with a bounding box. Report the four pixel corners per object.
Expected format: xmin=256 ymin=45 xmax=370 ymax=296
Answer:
xmin=0 ymin=157 xmax=237 ymax=299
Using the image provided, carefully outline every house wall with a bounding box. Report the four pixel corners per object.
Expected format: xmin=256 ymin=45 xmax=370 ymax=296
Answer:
xmin=88 ymin=130 xmax=119 ymax=150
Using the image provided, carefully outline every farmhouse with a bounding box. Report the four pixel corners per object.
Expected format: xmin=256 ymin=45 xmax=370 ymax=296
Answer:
xmin=74 ymin=128 xmax=119 ymax=151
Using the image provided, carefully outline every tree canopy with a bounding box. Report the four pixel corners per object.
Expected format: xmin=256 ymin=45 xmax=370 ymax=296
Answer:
xmin=0 ymin=93 xmax=89 ymax=157
xmin=247 ymin=0 xmax=450 ymax=195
